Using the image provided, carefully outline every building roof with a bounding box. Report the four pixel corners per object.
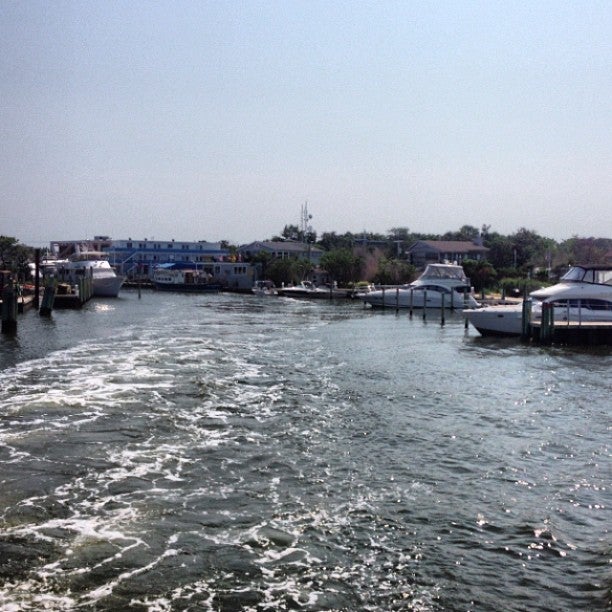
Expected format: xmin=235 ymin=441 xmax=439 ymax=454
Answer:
xmin=239 ymin=240 xmax=324 ymax=254
xmin=408 ymin=240 xmax=489 ymax=253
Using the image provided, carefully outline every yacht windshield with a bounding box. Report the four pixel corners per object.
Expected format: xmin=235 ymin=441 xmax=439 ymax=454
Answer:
xmin=561 ymin=266 xmax=612 ymax=285
xmin=561 ymin=267 xmax=587 ymax=282
xmin=420 ymin=265 xmax=467 ymax=281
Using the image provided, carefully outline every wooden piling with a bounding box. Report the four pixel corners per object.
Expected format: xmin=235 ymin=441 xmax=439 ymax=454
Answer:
xmin=441 ymin=292 xmax=445 ymax=326
xmin=422 ymin=289 xmax=427 ymax=320
xmin=34 ymin=248 xmax=41 ymax=309
xmin=39 ymin=279 xmax=57 ymax=316
xmin=521 ymin=299 xmax=532 ymax=339
xmin=539 ymin=303 xmax=554 ymax=344
xmin=1 ymin=281 xmax=18 ymax=334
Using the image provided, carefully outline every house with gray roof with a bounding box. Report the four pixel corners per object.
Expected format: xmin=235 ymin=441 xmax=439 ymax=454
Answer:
xmin=407 ymin=240 xmax=489 ymax=268
xmin=238 ymin=241 xmax=324 ymax=264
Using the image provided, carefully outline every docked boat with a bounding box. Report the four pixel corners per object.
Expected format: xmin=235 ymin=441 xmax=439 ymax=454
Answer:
xmin=277 ymin=281 xmax=331 ymax=299
xmin=152 ymin=267 xmax=224 ymax=292
xmin=252 ymin=280 xmax=277 ymax=296
xmin=361 ymin=263 xmax=479 ymax=309
xmin=465 ymin=264 xmax=612 ymax=336
xmin=55 ymin=252 xmax=124 ymax=297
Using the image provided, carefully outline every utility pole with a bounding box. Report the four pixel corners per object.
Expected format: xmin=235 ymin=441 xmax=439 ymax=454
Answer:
xmin=301 ymin=202 xmax=313 ymax=263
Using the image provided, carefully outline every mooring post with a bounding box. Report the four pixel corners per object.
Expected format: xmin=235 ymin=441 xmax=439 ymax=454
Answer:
xmin=34 ymin=248 xmax=41 ymax=309
xmin=541 ymin=302 xmax=554 ymax=344
xmin=464 ymin=291 xmax=469 ymax=329
xmin=40 ymin=278 xmax=57 ymax=316
xmin=521 ymin=299 xmax=532 ymax=340
xmin=409 ymin=288 xmax=414 ymax=318
xmin=422 ymin=289 xmax=427 ymax=320
xmin=1 ymin=280 xmax=18 ymax=334
xmin=441 ymin=292 xmax=445 ymax=326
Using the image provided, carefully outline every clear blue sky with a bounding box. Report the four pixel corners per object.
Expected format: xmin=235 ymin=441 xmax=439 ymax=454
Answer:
xmin=2 ymin=0 xmax=611 ymax=246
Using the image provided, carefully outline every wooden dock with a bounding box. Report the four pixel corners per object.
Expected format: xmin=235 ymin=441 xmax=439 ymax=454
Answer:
xmin=529 ymin=320 xmax=612 ymax=345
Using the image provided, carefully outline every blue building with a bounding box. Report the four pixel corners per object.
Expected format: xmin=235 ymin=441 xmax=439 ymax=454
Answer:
xmin=105 ymin=238 xmax=230 ymax=279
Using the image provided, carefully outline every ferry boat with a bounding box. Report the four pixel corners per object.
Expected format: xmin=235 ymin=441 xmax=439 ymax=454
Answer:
xmin=152 ymin=262 xmax=256 ymax=293
xmin=465 ymin=264 xmax=612 ymax=336
xmin=361 ymin=263 xmax=479 ymax=309
xmin=152 ymin=267 xmax=224 ymax=292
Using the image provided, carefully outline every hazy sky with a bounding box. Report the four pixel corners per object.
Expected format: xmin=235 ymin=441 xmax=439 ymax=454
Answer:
xmin=2 ymin=1 xmax=611 ymax=246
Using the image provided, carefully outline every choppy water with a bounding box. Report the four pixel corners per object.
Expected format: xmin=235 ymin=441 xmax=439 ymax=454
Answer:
xmin=0 ymin=291 xmax=610 ymax=611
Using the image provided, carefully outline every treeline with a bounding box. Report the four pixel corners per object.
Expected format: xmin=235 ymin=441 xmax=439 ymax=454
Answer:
xmin=0 ymin=236 xmax=33 ymax=280
xmin=265 ymin=223 xmax=611 ymax=289
xmin=2 ymin=225 xmax=611 ymax=290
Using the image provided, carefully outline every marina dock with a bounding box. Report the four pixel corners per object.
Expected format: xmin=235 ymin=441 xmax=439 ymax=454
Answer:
xmin=529 ymin=320 xmax=612 ymax=345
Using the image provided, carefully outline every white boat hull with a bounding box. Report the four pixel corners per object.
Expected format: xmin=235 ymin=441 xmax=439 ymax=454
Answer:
xmin=465 ymin=305 xmax=523 ymax=336
xmin=55 ymin=256 xmax=124 ymax=298
xmin=363 ymin=288 xmax=477 ymax=309
xmin=466 ymin=302 xmax=612 ymax=337
xmin=92 ymin=276 xmax=124 ymax=297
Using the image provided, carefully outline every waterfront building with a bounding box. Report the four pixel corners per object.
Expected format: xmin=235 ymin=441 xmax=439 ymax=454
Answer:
xmin=407 ymin=240 xmax=489 ymax=267
xmin=104 ymin=239 xmax=230 ymax=279
xmin=237 ymin=240 xmax=324 ymax=265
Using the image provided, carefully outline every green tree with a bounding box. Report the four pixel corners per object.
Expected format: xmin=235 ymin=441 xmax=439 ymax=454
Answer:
xmin=249 ymin=250 xmax=274 ymax=277
xmin=320 ymin=249 xmax=363 ymax=285
xmin=557 ymin=236 xmax=612 ymax=266
xmin=372 ymin=258 xmax=416 ymax=285
xmin=0 ymin=236 xmax=19 ymax=267
xmin=266 ymin=258 xmax=313 ymax=286
xmin=0 ymin=237 xmax=33 ymax=280
xmin=485 ymin=232 xmax=516 ymax=271
xmin=462 ymin=259 xmax=497 ymax=292
xmin=266 ymin=259 xmax=295 ymax=286
xmin=509 ymin=228 xmax=554 ymax=271
xmin=442 ymin=225 xmax=480 ymax=242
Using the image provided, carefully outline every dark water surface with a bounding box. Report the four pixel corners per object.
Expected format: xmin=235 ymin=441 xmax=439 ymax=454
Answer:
xmin=0 ymin=290 xmax=610 ymax=611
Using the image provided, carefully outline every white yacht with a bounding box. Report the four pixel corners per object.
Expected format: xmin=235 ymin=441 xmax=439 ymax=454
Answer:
xmin=55 ymin=252 xmax=124 ymax=297
xmin=465 ymin=264 xmax=612 ymax=336
xmin=361 ymin=263 xmax=479 ymax=309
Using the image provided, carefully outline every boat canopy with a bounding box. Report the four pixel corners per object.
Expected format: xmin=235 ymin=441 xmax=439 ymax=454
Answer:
xmin=155 ymin=262 xmax=214 ymax=270
xmin=419 ymin=264 xmax=468 ymax=282
xmin=561 ymin=265 xmax=612 ymax=285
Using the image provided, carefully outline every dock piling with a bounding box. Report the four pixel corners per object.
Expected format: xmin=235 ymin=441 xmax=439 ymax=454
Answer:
xmin=1 ymin=281 xmax=18 ymax=334
xmin=521 ymin=299 xmax=532 ymax=339
xmin=39 ymin=279 xmax=57 ymax=316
